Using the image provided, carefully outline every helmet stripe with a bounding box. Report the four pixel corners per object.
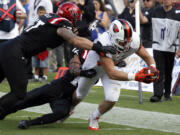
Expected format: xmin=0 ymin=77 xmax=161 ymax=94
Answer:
xmin=120 ymin=19 xmax=132 ymax=42
xmin=48 ymin=17 xmax=72 ymax=24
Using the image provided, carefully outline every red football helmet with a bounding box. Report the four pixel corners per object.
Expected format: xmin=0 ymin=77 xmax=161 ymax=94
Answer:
xmin=57 ymin=2 xmax=82 ymax=26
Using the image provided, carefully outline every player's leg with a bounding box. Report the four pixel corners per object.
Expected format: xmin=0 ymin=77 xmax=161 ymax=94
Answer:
xmin=17 ymin=98 xmax=72 ymax=129
xmin=1 ymin=77 xmax=67 ymax=120
xmin=72 ymin=75 xmax=100 ymax=106
xmin=89 ymin=73 xmax=121 ymax=130
xmin=0 ymin=66 xmax=5 ymax=83
xmin=0 ymin=54 xmax=28 ymax=115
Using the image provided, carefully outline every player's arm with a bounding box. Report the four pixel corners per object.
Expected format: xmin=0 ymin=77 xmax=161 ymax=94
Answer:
xmin=100 ymin=56 xmax=129 ymax=81
xmin=100 ymin=55 xmax=158 ymax=83
xmin=136 ymin=46 xmax=156 ymax=67
xmin=57 ymin=27 xmax=94 ymax=49
xmin=57 ymin=27 xmax=116 ymax=54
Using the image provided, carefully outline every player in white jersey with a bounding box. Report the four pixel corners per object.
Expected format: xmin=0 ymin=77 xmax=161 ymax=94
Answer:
xmin=71 ymin=19 xmax=159 ymax=130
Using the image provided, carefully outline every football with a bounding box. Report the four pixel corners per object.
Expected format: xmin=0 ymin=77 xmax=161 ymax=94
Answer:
xmin=143 ymin=66 xmax=159 ymax=79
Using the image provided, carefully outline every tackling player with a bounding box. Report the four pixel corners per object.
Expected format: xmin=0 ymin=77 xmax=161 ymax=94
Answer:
xmin=0 ymin=2 xmax=116 ymax=117
xmin=0 ymin=48 xmax=96 ymax=129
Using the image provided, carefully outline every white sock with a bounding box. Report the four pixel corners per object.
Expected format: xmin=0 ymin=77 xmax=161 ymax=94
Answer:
xmin=34 ymin=75 xmax=39 ymax=79
xmin=43 ymin=75 xmax=48 ymax=80
xmin=92 ymin=108 xmax=101 ymax=119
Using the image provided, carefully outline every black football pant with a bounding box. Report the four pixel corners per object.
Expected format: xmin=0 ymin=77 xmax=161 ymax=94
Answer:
xmin=4 ymin=71 xmax=76 ymax=126
xmin=0 ymin=39 xmax=28 ymax=113
xmin=153 ymin=50 xmax=175 ymax=98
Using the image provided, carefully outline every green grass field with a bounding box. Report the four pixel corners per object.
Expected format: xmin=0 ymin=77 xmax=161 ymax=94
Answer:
xmin=0 ymin=72 xmax=180 ymax=135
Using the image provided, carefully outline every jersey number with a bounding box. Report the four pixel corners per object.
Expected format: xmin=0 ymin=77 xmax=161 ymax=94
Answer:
xmin=161 ymin=27 xmax=166 ymax=40
xmin=25 ymin=20 xmax=45 ymax=32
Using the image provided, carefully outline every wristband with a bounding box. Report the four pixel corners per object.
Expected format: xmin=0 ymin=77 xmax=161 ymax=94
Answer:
xmin=150 ymin=64 xmax=156 ymax=68
xmin=128 ymin=73 xmax=135 ymax=81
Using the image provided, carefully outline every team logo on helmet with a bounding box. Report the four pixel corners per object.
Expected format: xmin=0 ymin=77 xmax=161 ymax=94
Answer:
xmin=70 ymin=9 xmax=79 ymax=18
xmin=113 ymin=24 xmax=119 ymax=33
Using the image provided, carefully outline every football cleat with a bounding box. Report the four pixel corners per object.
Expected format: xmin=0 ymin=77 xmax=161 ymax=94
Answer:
xmin=17 ymin=120 xmax=29 ymax=129
xmin=88 ymin=115 xmax=100 ymax=131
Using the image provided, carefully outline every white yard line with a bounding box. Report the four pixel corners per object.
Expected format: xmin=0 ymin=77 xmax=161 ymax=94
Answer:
xmin=0 ymin=92 xmax=180 ymax=134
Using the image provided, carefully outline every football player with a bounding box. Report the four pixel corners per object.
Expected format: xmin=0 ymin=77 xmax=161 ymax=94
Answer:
xmin=0 ymin=48 xmax=96 ymax=129
xmin=71 ymin=19 xmax=159 ymax=130
xmin=0 ymin=2 xmax=115 ymax=116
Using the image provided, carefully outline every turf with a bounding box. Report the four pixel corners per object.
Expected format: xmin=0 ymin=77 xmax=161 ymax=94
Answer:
xmin=0 ymin=72 xmax=180 ymax=135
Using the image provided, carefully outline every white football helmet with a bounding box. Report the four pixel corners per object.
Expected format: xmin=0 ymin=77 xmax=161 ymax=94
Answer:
xmin=109 ymin=19 xmax=133 ymax=52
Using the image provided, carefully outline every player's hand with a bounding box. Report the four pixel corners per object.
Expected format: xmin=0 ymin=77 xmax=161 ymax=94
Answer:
xmin=135 ymin=67 xmax=159 ymax=83
xmin=80 ymin=69 xmax=97 ymax=78
xmin=69 ymin=59 xmax=81 ymax=76
xmin=92 ymin=41 xmax=116 ymax=55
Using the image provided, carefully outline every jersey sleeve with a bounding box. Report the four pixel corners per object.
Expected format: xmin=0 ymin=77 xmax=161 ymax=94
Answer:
xmin=72 ymin=48 xmax=89 ymax=64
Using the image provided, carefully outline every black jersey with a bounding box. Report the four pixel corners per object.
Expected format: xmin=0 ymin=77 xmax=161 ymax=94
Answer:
xmin=17 ymin=13 xmax=73 ymax=57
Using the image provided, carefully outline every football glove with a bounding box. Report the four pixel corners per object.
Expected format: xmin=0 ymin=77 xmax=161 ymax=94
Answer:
xmin=80 ymin=69 xmax=97 ymax=78
xmin=135 ymin=67 xmax=159 ymax=84
xmin=92 ymin=41 xmax=116 ymax=55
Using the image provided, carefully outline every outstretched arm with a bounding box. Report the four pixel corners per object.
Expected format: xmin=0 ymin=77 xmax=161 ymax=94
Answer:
xmin=57 ymin=27 xmax=116 ymax=54
xmin=57 ymin=27 xmax=93 ymax=50
xmin=100 ymin=56 xmax=129 ymax=81
xmin=100 ymin=55 xmax=158 ymax=83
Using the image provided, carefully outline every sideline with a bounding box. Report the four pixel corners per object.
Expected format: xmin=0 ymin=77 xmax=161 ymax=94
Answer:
xmin=0 ymin=92 xmax=180 ymax=134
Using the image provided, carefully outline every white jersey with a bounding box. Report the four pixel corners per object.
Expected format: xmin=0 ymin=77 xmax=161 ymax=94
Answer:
xmin=28 ymin=0 xmax=53 ymax=26
xmin=76 ymin=31 xmax=141 ymax=102
xmin=0 ymin=0 xmax=26 ymax=39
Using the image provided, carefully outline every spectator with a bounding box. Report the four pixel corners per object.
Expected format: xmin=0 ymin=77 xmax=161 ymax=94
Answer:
xmin=76 ymin=0 xmax=95 ymax=39
xmin=140 ymin=0 xmax=155 ymax=48
xmin=17 ymin=0 xmax=28 ymax=33
xmin=20 ymin=0 xmax=29 ymax=28
xmin=90 ymin=0 xmax=110 ymax=41
xmin=31 ymin=6 xmax=49 ymax=82
xmin=140 ymin=0 xmax=180 ymax=102
xmin=173 ymin=0 xmax=180 ymax=9
xmin=105 ymin=4 xmax=115 ymax=22
xmin=118 ymin=0 xmax=136 ymax=29
xmin=28 ymin=0 xmax=53 ymax=27
xmin=154 ymin=0 xmax=163 ymax=7
xmin=0 ymin=0 xmax=26 ymax=43
xmin=123 ymin=0 xmax=129 ymax=7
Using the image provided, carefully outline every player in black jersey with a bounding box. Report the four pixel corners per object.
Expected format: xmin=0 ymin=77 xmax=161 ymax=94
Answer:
xmin=0 ymin=48 xmax=96 ymax=129
xmin=0 ymin=2 xmax=116 ymax=117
